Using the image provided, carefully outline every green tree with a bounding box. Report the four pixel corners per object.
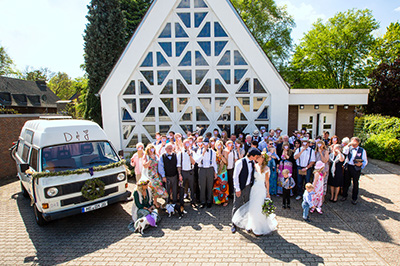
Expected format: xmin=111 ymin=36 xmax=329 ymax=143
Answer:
xmin=72 ymin=77 xmax=89 ymax=118
xmin=0 ymin=46 xmax=17 ymax=76
xmin=48 ymin=72 xmax=74 ymax=100
xmin=83 ymin=0 xmax=126 ymax=126
xmin=370 ymin=22 xmax=400 ymax=65
xmin=367 ymin=59 xmax=400 ymax=117
xmin=231 ymin=0 xmax=295 ymax=68
xmin=23 ymin=67 xmax=54 ymax=81
xmin=120 ymin=0 xmax=152 ymax=42
xmin=288 ymin=9 xmax=379 ymax=88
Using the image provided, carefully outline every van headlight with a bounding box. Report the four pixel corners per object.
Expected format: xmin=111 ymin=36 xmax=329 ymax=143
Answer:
xmin=117 ymin=173 xmax=125 ymax=181
xmin=46 ymin=187 xmax=59 ymax=197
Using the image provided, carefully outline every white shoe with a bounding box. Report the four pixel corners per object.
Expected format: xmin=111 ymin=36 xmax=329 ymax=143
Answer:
xmin=296 ymin=196 xmax=301 ymax=200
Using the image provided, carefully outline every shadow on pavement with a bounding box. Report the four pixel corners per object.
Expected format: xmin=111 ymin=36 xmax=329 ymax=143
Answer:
xmin=142 ymin=203 xmax=232 ymax=234
xmin=326 ymin=188 xmax=400 ymax=245
xmin=0 ymin=175 xmax=18 ymax=187
xmin=13 ymin=191 xmax=132 ymax=265
xmin=272 ymin=184 xmax=400 ymax=248
xmin=238 ymin=230 xmax=325 ymax=264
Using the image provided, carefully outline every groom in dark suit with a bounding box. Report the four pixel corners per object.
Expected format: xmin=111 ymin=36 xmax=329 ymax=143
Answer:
xmin=231 ymin=147 xmax=261 ymax=233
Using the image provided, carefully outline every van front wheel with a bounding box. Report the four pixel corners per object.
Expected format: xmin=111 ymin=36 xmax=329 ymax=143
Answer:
xmin=34 ymin=205 xmax=47 ymax=226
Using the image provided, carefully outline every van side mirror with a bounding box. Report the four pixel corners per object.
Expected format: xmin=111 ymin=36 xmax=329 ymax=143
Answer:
xmin=20 ymin=164 xmax=30 ymax=173
xmin=118 ymin=150 xmax=124 ymax=158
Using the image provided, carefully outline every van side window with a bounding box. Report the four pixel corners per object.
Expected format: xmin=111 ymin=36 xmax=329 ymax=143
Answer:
xmin=25 ymin=130 xmax=34 ymax=144
xmin=22 ymin=145 xmax=30 ymax=163
xmin=30 ymin=148 xmax=38 ymax=171
xmin=17 ymin=141 xmax=24 ymax=158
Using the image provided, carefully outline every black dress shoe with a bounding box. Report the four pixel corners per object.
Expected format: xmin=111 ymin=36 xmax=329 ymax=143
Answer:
xmin=231 ymin=225 xmax=237 ymax=233
xmin=207 ymin=203 xmax=212 ymax=208
xmin=351 ymin=199 xmax=357 ymax=205
xmin=200 ymin=204 xmax=206 ymax=209
xmin=282 ymin=205 xmax=286 ymax=209
xmin=287 ymin=205 xmax=291 ymax=209
xmin=341 ymin=197 xmax=347 ymax=202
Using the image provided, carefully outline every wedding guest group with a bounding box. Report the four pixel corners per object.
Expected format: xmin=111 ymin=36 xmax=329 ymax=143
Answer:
xmin=129 ymin=127 xmax=368 ymax=231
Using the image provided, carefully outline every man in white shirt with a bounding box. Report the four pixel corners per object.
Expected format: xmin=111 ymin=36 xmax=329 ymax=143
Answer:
xmin=342 ymin=137 xmax=368 ymax=204
xmin=294 ymin=138 xmax=316 ymax=200
xmin=177 ymin=139 xmax=196 ymax=206
xmin=196 ymin=138 xmax=218 ymax=208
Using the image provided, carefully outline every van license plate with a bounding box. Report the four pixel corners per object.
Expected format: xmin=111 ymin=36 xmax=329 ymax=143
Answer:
xmin=82 ymin=201 xmax=108 ymax=213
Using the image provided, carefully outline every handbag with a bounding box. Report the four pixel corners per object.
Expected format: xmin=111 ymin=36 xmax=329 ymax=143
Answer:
xmin=298 ymin=148 xmax=312 ymax=176
xmin=298 ymin=169 xmax=307 ymax=176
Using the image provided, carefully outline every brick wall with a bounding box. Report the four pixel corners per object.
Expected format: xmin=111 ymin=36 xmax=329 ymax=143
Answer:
xmin=288 ymin=105 xmax=298 ymax=135
xmin=335 ymin=106 xmax=355 ymax=140
xmin=0 ymin=114 xmax=40 ymax=178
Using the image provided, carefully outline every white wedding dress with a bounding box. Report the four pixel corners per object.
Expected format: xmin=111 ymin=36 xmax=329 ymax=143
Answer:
xmin=232 ymin=168 xmax=278 ymax=235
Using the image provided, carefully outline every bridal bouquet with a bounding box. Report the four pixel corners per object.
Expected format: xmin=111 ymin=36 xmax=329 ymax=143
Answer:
xmin=262 ymin=198 xmax=276 ymax=217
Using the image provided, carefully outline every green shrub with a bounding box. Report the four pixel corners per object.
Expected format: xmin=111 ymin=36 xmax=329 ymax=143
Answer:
xmin=360 ymin=115 xmax=400 ymax=138
xmin=364 ymin=133 xmax=400 ymax=163
xmin=384 ymin=138 xmax=400 ymax=163
xmin=356 ymin=114 xmax=400 ymax=164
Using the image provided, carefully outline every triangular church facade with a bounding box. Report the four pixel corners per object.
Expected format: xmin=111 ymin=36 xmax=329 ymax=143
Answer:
xmin=100 ymin=0 xmax=368 ymax=152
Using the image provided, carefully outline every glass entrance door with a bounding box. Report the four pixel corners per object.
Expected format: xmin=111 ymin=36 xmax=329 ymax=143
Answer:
xmin=317 ymin=113 xmax=335 ymax=137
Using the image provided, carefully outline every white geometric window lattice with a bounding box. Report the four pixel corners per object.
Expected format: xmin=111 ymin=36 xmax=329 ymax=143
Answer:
xmin=120 ymin=0 xmax=270 ymax=148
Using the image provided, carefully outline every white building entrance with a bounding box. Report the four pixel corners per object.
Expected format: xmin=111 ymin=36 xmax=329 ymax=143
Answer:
xmin=298 ymin=106 xmax=336 ymax=138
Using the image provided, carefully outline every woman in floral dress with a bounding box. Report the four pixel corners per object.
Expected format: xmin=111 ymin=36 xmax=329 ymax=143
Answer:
xmin=143 ymin=144 xmax=168 ymax=208
xmin=213 ymin=140 xmax=229 ymax=206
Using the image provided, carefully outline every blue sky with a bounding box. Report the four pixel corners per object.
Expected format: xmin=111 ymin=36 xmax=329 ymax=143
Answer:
xmin=0 ymin=0 xmax=399 ymax=79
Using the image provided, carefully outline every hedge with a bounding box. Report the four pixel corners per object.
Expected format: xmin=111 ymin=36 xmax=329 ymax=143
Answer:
xmin=354 ymin=115 xmax=400 ymax=163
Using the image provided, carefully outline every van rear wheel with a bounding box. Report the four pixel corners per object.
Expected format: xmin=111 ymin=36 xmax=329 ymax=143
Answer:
xmin=20 ymin=182 xmax=29 ymax=198
xmin=33 ymin=204 xmax=47 ymax=226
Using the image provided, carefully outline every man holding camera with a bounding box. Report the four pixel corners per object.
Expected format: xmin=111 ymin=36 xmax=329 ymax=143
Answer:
xmin=343 ymin=137 xmax=368 ymax=205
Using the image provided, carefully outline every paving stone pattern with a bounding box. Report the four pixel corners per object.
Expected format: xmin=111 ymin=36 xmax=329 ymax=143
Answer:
xmin=0 ymin=160 xmax=399 ymax=265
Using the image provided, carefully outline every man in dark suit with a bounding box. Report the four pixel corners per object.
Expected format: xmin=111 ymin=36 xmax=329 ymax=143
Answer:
xmin=231 ymin=147 xmax=261 ymax=233
xmin=158 ymin=144 xmax=179 ymax=204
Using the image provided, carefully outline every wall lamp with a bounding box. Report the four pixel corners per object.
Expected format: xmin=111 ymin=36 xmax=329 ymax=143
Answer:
xmin=344 ymin=105 xmax=349 ymax=109
xmin=314 ymin=105 xmax=319 ymax=109
xmin=329 ymin=105 xmax=334 ymax=109
xmin=300 ymin=105 xmax=304 ymax=109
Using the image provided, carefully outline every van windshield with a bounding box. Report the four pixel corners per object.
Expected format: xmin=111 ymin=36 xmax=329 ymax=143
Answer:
xmin=41 ymin=141 xmax=119 ymax=173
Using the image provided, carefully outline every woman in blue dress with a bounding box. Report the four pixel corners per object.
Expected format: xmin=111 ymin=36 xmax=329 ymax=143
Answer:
xmin=268 ymin=153 xmax=278 ymax=195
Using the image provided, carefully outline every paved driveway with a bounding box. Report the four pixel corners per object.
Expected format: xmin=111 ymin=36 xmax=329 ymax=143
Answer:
xmin=0 ymin=159 xmax=398 ymax=265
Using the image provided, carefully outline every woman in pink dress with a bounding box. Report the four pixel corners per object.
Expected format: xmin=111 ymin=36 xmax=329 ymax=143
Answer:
xmin=311 ymin=161 xmax=326 ymax=214
xmin=130 ymin=143 xmax=145 ymax=183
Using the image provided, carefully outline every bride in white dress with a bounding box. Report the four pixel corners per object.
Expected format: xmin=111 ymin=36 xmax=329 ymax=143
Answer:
xmin=232 ymin=153 xmax=278 ymax=235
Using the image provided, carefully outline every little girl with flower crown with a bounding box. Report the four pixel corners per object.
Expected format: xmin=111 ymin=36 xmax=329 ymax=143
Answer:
xmin=311 ymin=161 xmax=326 ymax=214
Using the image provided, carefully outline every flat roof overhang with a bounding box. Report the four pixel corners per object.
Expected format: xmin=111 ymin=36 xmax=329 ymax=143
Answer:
xmin=288 ymin=89 xmax=369 ymax=105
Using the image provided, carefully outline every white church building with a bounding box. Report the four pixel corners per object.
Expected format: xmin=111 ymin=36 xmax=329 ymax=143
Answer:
xmin=99 ymin=0 xmax=369 ymax=153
